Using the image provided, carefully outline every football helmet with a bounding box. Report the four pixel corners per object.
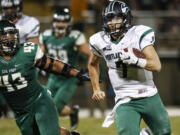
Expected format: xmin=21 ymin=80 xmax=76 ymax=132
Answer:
xmin=1 ymin=0 xmax=22 ymax=21
xmin=102 ymin=1 xmax=132 ymax=37
xmin=52 ymin=7 xmax=71 ymax=35
xmin=0 ymin=20 xmax=19 ymax=56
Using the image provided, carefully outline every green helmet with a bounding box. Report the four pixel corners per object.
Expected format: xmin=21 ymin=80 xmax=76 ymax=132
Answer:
xmin=0 ymin=20 xmax=19 ymax=56
xmin=52 ymin=7 xmax=71 ymax=35
xmin=1 ymin=0 xmax=23 ymax=21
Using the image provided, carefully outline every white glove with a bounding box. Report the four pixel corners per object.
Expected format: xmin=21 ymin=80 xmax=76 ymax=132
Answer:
xmin=120 ymin=48 xmax=147 ymax=68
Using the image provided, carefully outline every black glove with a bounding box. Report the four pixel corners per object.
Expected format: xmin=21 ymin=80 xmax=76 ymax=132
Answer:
xmin=76 ymin=70 xmax=91 ymax=81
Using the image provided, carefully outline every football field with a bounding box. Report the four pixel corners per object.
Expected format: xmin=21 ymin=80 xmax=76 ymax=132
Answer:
xmin=0 ymin=117 xmax=180 ymax=135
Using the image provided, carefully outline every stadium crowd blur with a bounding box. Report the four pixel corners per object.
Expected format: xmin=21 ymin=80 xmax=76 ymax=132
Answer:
xmin=3 ymin=0 xmax=180 ymax=116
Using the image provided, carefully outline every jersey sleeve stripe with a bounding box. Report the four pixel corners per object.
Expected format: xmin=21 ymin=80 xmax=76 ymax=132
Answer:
xmin=75 ymin=33 xmax=83 ymax=44
xmin=89 ymin=43 xmax=102 ymax=56
xmin=139 ymin=29 xmax=153 ymax=49
xmin=26 ymin=35 xmax=39 ymax=40
xmin=29 ymin=24 xmax=40 ymax=34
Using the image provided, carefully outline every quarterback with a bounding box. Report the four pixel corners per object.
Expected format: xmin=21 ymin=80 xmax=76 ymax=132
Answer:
xmin=0 ymin=20 xmax=89 ymax=135
xmin=88 ymin=1 xmax=171 ymax=135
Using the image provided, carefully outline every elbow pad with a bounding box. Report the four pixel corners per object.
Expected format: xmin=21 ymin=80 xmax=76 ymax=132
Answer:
xmin=61 ymin=63 xmax=74 ymax=77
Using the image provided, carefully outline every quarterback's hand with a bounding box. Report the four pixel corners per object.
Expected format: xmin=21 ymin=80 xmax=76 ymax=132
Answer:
xmin=76 ymin=70 xmax=91 ymax=81
xmin=120 ymin=48 xmax=147 ymax=68
xmin=92 ymin=90 xmax=105 ymax=101
xmin=120 ymin=48 xmax=138 ymax=65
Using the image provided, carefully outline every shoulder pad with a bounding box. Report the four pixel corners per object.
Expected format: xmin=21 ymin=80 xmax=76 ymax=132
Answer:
xmin=135 ymin=25 xmax=154 ymax=36
xmin=21 ymin=42 xmax=43 ymax=65
xmin=23 ymin=15 xmax=40 ymax=26
xmin=89 ymin=31 xmax=104 ymax=46
xmin=134 ymin=25 xmax=155 ymax=50
xmin=69 ymin=30 xmax=82 ymax=39
xmin=42 ymin=29 xmax=52 ymax=36
xmin=89 ymin=31 xmax=105 ymax=57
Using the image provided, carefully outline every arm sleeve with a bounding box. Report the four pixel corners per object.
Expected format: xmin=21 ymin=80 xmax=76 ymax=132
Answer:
xmin=139 ymin=29 xmax=155 ymax=50
xmin=75 ymin=33 xmax=86 ymax=46
xmin=39 ymin=33 xmax=44 ymax=44
xmin=89 ymin=43 xmax=103 ymax=57
xmin=89 ymin=36 xmax=103 ymax=57
xmin=34 ymin=45 xmax=44 ymax=64
xmin=26 ymin=18 xmax=40 ymax=39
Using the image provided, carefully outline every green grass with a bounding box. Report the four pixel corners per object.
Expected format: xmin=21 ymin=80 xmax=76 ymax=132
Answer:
xmin=0 ymin=117 xmax=180 ymax=135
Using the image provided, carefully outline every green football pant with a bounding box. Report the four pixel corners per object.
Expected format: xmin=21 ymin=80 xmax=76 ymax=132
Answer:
xmin=0 ymin=92 xmax=7 ymax=107
xmin=47 ymin=78 xmax=78 ymax=113
xmin=15 ymin=90 xmax=60 ymax=135
xmin=116 ymin=93 xmax=171 ymax=135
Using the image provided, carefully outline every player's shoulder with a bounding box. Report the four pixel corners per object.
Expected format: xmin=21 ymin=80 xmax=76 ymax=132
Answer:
xmin=18 ymin=42 xmax=43 ymax=64
xmin=21 ymin=15 xmax=40 ymax=25
xmin=70 ymin=30 xmax=82 ymax=35
xmin=42 ymin=29 xmax=53 ymax=36
xmin=133 ymin=25 xmax=154 ymax=36
xmin=21 ymin=42 xmax=39 ymax=53
xmin=69 ymin=29 xmax=84 ymax=39
xmin=89 ymin=31 xmax=105 ymax=44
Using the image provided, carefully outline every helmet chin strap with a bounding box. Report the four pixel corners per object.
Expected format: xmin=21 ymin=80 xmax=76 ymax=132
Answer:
xmin=108 ymin=23 xmax=125 ymax=40
xmin=111 ymin=32 xmax=124 ymax=41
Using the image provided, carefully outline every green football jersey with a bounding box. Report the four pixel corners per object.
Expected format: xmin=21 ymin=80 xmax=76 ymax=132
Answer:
xmin=0 ymin=42 xmax=44 ymax=113
xmin=40 ymin=29 xmax=86 ymax=80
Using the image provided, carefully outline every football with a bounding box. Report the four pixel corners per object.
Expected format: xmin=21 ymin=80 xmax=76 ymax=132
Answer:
xmin=123 ymin=48 xmax=146 ymax=59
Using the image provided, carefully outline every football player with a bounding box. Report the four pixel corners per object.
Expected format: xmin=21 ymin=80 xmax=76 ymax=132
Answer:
xmin=88 ymin=1 xmax=171 ymax=135
xmin=0 ymin=0 xmax=42 ymax=115
xmin=1 ymin=0 xmax=41 ymax=44
xmin=39 ymin=7 xmax=92 ymax=130
xmin=0 ymin=20 xmax=89 ymax=135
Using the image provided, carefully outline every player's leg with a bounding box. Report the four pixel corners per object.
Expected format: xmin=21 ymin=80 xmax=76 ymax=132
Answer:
xmin=0 ymin=92 xmax=8 ymax=117
xmin=54 ymin=78 xmax=79 ymax=129
xmin=60 ymin=127 xmax=80 ymax=135
xmin=141 ymin=94 xmax=171 ymax=135
xmin=69 ymin=105 xmax=79 ymax=130
xmin=15 ymin=109 xmax=40 ymax=135
xmin=47 ymin=78 xmax=59 ymax=97
xmin=54 ymin=78 xmax=78 ymax=114
xmin=116 ymin=103 xmax=141 ymax=135
xmin=35 ymin=89 xmax=60 ymax=135
xmin=140 ymin=128 xmax=152 ymax=135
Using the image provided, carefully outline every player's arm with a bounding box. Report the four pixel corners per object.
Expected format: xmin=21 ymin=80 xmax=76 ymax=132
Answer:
xmin=121 ymin=27 xmax=161 ymax=72
xmin=76 ymin=43 xmax=93 ymax=66
xmin=28 ymin=37 xmax=46 ymax=53
xmin=35 ymin=55 xmax=90 ymax=81
xmin=142 ymin=45 xmax=161 ymax=72
xmin=27 ymin=37 xmax=40 ymax=45
xmin=88 ymin=53 xmax=105 ymax=101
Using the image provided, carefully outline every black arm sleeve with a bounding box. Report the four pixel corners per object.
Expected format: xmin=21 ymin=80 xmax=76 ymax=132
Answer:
xmin=60 ymin=63 xmax=74 ymax=77
xmin=38 ymin=55 xmax=47 ymax=69
xmin=37 ymin=55 xmax=74 ymax=77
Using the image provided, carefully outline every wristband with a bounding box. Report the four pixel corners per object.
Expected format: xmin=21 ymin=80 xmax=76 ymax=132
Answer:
xmin=137 ymin=58 xmax=147 ymax=68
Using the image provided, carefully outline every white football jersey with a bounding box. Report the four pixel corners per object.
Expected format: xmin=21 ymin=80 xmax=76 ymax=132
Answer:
xmin=0 ymin=15 xmax=40 ymax=44
xmin=89 ymin=25 xmax=158 ymax=101
xmin=15 ymin=15 xmax=40 ymax=44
